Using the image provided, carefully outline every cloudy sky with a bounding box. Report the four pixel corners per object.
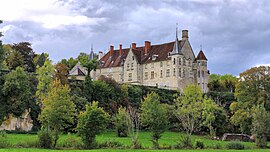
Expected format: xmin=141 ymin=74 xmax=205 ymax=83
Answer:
xmin=0 ymin=0 xmax=270 ymax=75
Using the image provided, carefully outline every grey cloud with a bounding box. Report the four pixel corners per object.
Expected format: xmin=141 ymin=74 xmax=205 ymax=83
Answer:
xmin=1 ymin=0 xmax=270 ymax=75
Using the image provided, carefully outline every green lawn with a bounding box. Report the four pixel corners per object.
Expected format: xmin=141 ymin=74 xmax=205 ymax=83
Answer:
xmin=1 ymin=131 xmax=270 ymax=151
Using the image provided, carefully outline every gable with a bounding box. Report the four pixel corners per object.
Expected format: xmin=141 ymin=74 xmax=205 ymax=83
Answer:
xmin=180 ymin=40 xmax=195 ymax=60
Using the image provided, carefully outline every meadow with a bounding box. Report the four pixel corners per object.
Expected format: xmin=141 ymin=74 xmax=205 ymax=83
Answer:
xmin=1 ymin=131 xmax=270 ymax=152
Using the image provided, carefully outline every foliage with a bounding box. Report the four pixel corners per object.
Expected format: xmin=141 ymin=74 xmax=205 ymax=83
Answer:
xmin=54 ymin=63 xmax=69 ymax=85
xmin=225 ymin=141 xmax=245 ymax=150
xmin=2 ymin=67 xmax=32 ymax=117
xmin=113 ymin=107 xmax=131 ymax=137
xmin=195 ymin=140 xmax=204 ymax=149
xmin=60 ymin=57 xmax=78 ymax=71
xmin=39 ymin=79 xmax=76 ymax=148
xmin=174 ymin=84 xmax=203 ymax=136
xmin=252 ymin=104 xmax=270 ymax=148
xmin=231 ymin=66 xmax=270 ymax=134
xmin=175 ymin=135 xmax=192 ymax=149
xmin=77 ymin=101 xmax=109 ymax=149
xmin=202 ymin=97 xmax=226 ymax=138
xmin=83 ymin=76 xmax=93 ymax=102
xmin=37 ymin=129 xmax=53 ymax=149
xmin=140 ymin=92 xmax=169 ymax=149
xmin=81 ymin=58 xmax=98 ymax=76
xmin=6 ymin=42 xmax=36 ymax=72
xmin=36 ymin=60 xmax=54 ymax=100
xmin=127 ymin=106 xmax=141 ymax=149
xmin=0 ymin=20 xmax=4 ymax=70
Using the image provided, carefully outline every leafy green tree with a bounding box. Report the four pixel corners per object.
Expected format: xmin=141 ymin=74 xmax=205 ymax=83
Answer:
xmin=174 ymin=84 xmax=203 ymax=136
xmin=2 ymin=67 xmax=32 ymax=117
xmin=140 ymin=92 xmax=168 ymax=149
xmin=231 ymin=66 xmax=270 ymax=134
xmin=81 ymin=58 xmax=98 ymax=76
xmin=252 ymin=104 xmax=270 ymax=148
xmin=114 ymin=107 xmax=131 ymax=137
xmin=77 ymin=101 xmax=109 ymax=149
xmin=203 ymin=98 xmax=226 ymax=138
xmin=6 ymin=42 xmax=36 ymax=72
xmin=39 ymin=79 xmax=76 ymax=148
xmin=54 ymin=63 xmax=69 ymax=85
xmin=60 ymin=57 xmax=78 ymax=70
xmin=36 ymin=60 xmax=54 ymax=100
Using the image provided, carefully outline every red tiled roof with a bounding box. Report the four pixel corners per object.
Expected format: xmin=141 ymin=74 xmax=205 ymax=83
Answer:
xmin=99 ymin=40 xmax=185 ymax=68
xmin=196 ymin=50 xmax=207 ymax=61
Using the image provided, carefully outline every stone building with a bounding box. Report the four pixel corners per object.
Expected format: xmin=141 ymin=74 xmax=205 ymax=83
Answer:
xmin=69 ymin=29 xmax=209 ymax=92
xmin=90 ymin=29 xmax=209 ymax=92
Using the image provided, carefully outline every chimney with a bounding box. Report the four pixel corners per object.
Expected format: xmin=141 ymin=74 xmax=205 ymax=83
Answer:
xmin=144 ymin=41 xmax=151 ymax=55
xmin=98 ymin=51 xmax=103 ymax=60
xmin=182 ymin=30 xmax=189 ymax=40
xmin=119 ymin=44 xmax=123 ymax=56
xmin=132 ymin=43 xmax=136 ymax=49
xmin=110 ymin=45 xmax=114 ymax=57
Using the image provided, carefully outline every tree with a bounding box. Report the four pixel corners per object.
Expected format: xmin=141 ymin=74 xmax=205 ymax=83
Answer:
xmin=39 ymin=79 xmax=76 ymax=148
xmin=77 ymin=101 xmax=109 ymax=149
xmin=140 ymin=92 xmax=168 ymax=149
xmin=127 ymin=106 xmax=140 ymax=149
xmin=252 ymin=104 xmax=270 ymax=148
xmin=114 ymin=107 xmax=131 ymax=137
xmin=6 ymin=42 xmax=36 ymax=72
xmin=202 ymin=98 xmax=226 ymax=138
xmin=231 ymin=66 xmax=270 ymax=134
xmin=2 ymin=67 xmax=32 ymax=117
xmin=54 ymin=63 xmax=69 ymax=85
xmin=60 ymin=57 xmax=78 ymax=70
xmin=36 ymin=60 xmax=54 ymax=100
xmin=81 ymin=58 xmax=98 ymax=76
xmin=174 ymin=84 xmax=203 ymax=136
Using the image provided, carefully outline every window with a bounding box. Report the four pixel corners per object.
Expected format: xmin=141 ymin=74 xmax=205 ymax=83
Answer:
xmin=182 ymin=68 xmax=185 ymax=77
xmin=166 ymin=69 xmax=170 ymax=77
xmin=183 ymin=59 xmax=186 ymax=66
xmin=151 ymin=71 xmax=154 ymax=79
xmin=127 ymin=63 xmax=129 ymax=71
xmin=167 ymin=61 xmax=169 ymax=66
xmin=198 ymin=61 xmax=201 ymax=66
xmin=178 ymin=68 xmax=181 ymax=77
xmin=173 ymin=58 xmax=176 ymax=65
xmin=145 ymin=64 xmax=147 ymax=69
xmin=160 ymin=70 xmax=163 ymax=78
xmin=132 ymin=56 xmax=134 ymax=60
xmin=179 ymin=58 xmax=181 ymax=65
xmin=160 ymin=62 xmax=163 ymax=67
xmin=151 ymin=63 xmax=154 ymax=68
xmin=131 ymin=63 xmax=134 ymax=70
xmin=173 ymin=68 xmax=176 ymax=76
xmin=198 ymin=71 xmax=200 ymax=78
xmin=202 ymin=71 xmax=204 ymax=77
xmin=128 ymin=73 xmax=132 ymax=81
xmin=144 ymin=72 xmax=148 ymax=80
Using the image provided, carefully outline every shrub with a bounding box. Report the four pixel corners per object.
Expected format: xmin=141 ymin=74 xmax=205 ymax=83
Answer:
xmin=114 ymin=107 xmax=131 ymax=137
xmin=99 ymin=140 xmax=124 ymax=148
xmin=175 ymin=135 xmax=192 ymax=149
xmin=77 ymin=101 xmax=109 ymax=149
xmin=226 ymin=141 xmax=245 ymax=150
xmin=15 ymin=140 xmax=38 ymax=148
xmin=208 ymin=142 xmax=222 ymax=149
xmin=38 ymin=129 xmax=53 ymax=149
xmin=0 ymin=131 xmax=10 ymax=148
xmin=195 ymin=140 xmax=204 ymax=149
xmin=58 ymin=135 xmax=83 ymax=149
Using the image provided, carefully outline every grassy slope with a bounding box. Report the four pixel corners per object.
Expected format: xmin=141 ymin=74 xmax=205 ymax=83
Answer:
xmin=3 ymin=131 xmax=270 ymax=151
xmin=0 ymin=149 xmax=270 ymax=152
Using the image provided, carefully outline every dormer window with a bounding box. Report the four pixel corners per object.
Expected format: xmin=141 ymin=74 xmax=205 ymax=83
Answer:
xmin=132 ymin=56 xmax=135 ymax=60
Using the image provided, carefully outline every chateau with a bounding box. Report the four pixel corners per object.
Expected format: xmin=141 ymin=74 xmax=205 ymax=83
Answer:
xmin=70 ymin=29 xmax=209 ymax=92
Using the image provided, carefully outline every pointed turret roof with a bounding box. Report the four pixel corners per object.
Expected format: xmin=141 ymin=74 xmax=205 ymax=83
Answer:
xmin=89 ymin=44 xmax=94 ymax=60
xmin=196 ymin=50 xmax=207 ymax=60
xmin=171 ymin=27 xmax=182 ymax=55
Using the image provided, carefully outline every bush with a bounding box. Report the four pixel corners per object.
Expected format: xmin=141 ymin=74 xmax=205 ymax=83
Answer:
xmin=195 ymin=140 xmax=204 ymax=149
xmin=58 ymin=134 xmax=83 ymax=149
xmin=114 ymin=107 xmax=131 ymax=137
xmin=175 ymin=135 xmax=193 ymax=149
xmin=0 ymin=131 xmax=10 ymax=148
xmin=208 ymin=142 xmax=222 ymax=149
xmin=15 ymin=140 xmax=38 ymax=148
xmin=226 ymin=141 xmax=245 ymax=150
xmin=99 ymin=140 xmax=125 ymax=148
xmin=38 ymin=129 xmax=53 ymax=149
